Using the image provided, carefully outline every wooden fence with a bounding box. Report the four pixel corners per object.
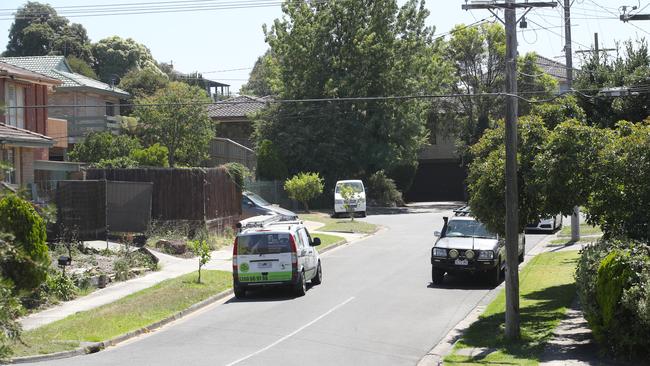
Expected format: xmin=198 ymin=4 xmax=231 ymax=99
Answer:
xmin=86 ymin=167 xmax=241 ymax=229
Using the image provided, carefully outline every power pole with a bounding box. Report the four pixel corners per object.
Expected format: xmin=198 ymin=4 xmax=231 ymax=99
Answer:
xmin=561 ymin=0 xmax=581 ymax=243
xmin=575 ymin=33 xmax=616 ymax=62
xmin=462 ymin=0 xmax=556 ymax=340
xmin=621 ymin=5 xmax=650 ymax=21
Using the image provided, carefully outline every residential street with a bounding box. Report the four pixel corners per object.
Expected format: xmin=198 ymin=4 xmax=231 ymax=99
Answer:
xmin=21 ymin=205 xmax=551 ymax=366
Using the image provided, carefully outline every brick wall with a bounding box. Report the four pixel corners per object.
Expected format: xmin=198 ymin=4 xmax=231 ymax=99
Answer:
xmin=19 ymin=147 xmax=35 ymax=185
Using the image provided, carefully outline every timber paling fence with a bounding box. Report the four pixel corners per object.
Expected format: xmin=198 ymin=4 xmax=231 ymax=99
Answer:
xmin=85 ymin=167 xmax=242 ymax=234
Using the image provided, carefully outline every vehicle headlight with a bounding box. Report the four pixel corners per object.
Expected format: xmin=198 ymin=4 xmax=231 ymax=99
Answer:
xmin=478 ymin=250 xmax=494 ymax=260
xmin=432 ymin=248 xmax=447 ymax=257
xmin=449 ymin=249 xmax=459 ymax=259
xmin=465 ymin=249 xmax=475 ymax=260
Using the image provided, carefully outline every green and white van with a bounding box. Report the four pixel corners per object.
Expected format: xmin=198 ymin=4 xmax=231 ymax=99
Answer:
xmin=232 ymin=217 xmax=323 ymax=298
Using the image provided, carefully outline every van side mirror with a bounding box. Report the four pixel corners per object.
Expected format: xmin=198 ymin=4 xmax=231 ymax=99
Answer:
xmin=311 ymin=237 xmax=321 ymax=246
xmin=434 ymin=231 xmax=441 ymax=237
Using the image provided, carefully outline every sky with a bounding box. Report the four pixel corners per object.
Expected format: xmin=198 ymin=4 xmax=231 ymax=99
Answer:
xmin=0 ymin=0 xmax=648 ymax=93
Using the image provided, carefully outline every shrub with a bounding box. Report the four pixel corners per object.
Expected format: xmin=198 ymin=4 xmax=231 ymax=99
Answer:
xmin=129 ymin=143 xmax=169 ymax=167
xmin=0 ymin=194 xmax=49 ymax=292
xmin=284 ymin=172 xmax=324 ymax=212
xmin=45 ymin=272 xmax=78 ymax=302
xmin=91 ymin=156 xmax=138 ymax=168
xmin=575 ymin=238 xmax=650 ymax=360
xmin=0 ymin=279 xmax=22 ymax=362
xmin=68 ymin=132 xmax=141 ymax=164
xmin=256 ymin=139 xmax=288 ymax=180
xmin=113 ymin=257 xmax=131 ymax=281
xmin=367 ymin=170 xmax=404 ymax=207
xmin=224 ymin=162 xmax=251 ymax=189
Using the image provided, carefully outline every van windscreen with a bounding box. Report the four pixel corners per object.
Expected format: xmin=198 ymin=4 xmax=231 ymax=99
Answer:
xmin=237 ymin=233 xmax=293 ymax=255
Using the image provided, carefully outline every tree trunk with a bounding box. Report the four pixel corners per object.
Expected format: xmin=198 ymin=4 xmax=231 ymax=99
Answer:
xmin=303 ymin=201 xmax=310 ymax=213
xmin=197 ymin=265 xmax=202 ymax=283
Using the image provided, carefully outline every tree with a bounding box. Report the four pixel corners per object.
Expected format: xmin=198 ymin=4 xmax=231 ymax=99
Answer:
xmin=339 ymin=184 xmax=360 ymax=221
xmin=129 ymin=144 xmax=169 ymax=167
xmin=588 ymin=121 xmax=650 ymax=241
xmin=134 ymin=82 xmax=214 ymax=167
xmin=92 ymin=36 xmax=160 ymax=83
xmin=284 ymin=172 xmax=324 ymax=212
xmin=68 ymin=131 xmax=141 ymax=164
xmin=529 ymin=95 xmax=586 ymax=129
xmin=575 ymin=39 xmax=650 ymax=128
xmin=534 ymin=119 xmax=610 ymax=218
xmin=255 ymin=0 xmax=444 ymax=182
xmin=240 ymin=50 xmax=281 ymax=96
xmin=188 ymin=238 xmax=211 ymax=284
xmin=66 ymin=56 xmax=98 ymax=79
xmin=118 ymin=67 xmax=169 ymax=99
xmin=4 ymin=2 xmax=92 ymax=62
xmin=256 ymin=139 xmax=288 ymax=180
xmin=442 ymin=24 xmax=557 ymax=159
xmin=0 ymin=194 xmax=50 ymax=292
xmin=467 ymin=115 xmax=549 ymax=235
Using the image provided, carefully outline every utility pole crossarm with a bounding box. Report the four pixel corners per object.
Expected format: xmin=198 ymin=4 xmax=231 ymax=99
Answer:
xmin=621 ymin=14 xmax=650 ymax=21
xmin=462 ymin=2 xmax=556 ymax=10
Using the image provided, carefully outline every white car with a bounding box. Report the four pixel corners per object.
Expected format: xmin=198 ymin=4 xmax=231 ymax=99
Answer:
xmin=233 ymin=216 xmax=322 ymax=298
xmin=526 ymin=214 xmax=563 ymax=232
xmin=333 ymin=180 xmax=367 ymax=217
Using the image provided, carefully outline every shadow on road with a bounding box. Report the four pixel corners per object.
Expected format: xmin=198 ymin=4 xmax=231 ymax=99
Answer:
xmin=427 ymin=272 xmax=501 ymax=290
xmin=225 ymin=285 xmax=316 ymax=303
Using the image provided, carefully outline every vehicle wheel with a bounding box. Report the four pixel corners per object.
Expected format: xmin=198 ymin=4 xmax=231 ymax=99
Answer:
xmin=360 ymin=211 xmax=366 ymax=218
xmin=518 ymin=251 xmax=525 ymax=263
xmin=431 ymin=267 xmax=445 ymax=285
xmin=311 ymin=262 xmax=322 ymax=285
xmin=234 ymin=285 xmax=246 ymax=299
xmin=489 ymin=262 xmax=501 ymax=287
xmin=332 ymin=212 xmax=338 ymax=218
xmin=295 ymin=271 xmax=307 ymax=296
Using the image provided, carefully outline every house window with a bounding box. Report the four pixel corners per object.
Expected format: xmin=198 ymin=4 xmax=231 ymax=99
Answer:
xmin=5 ymin=84 xmax=25 ymax=129
xmin=0 ymin=148 xmax=17 ymax=185
xmin=105 ymin=102 xmax=115 ymax=117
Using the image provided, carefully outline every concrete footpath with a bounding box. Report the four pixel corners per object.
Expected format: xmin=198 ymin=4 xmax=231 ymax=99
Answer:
xmin=19 ymin=220 xmax=363 ymax=332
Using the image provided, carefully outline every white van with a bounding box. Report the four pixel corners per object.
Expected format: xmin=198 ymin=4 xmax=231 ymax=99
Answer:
xmin=232 ymin=217 xmax=322 ymax=298
xmin=334 ymin=180 xmax=366 ymax=218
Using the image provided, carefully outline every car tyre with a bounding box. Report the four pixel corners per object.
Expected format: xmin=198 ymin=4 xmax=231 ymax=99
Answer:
xmin=431 ymin=267 xmax=445 ymax=285
xmin=518 ymin=251 xmax=525 ymax=263
xmin=234 ymin=285 xmax=246 ymax=299
xmin=312 ymin=262 xmax=322 ymax=285
xmin=489 ymin=261 xmax=501 ymax=287
xmin=295 ymin=271 xmax=307 ymax=296
xmin=360 ymin=211 xmax=366 ymax=218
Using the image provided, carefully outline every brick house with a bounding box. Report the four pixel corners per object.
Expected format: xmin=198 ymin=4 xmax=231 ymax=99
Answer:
xmin=0 ymin=61 xmax=62 ymax=188
xmin=0 ymin=56 xmax=130 ymax=154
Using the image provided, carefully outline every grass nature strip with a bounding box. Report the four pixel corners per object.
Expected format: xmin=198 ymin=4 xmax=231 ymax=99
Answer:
xmin=312 ymin=232 xmax=346 ymax=250
xmin=300 ymin=213 xmax=377 ymax=234
xmin=12 ymin=270 xmax=231 ymax=357
xmin=445 ymin=250 xmax=580 ymax=366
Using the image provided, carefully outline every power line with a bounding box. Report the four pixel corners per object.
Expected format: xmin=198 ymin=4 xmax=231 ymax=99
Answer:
xmin=586 ymin=0 xmax=650 ymax=36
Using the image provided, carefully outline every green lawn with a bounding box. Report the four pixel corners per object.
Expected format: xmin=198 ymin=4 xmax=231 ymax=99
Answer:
xmin=12 ymin=270 xmax=231 ymax=357
xmin=312 ymin=232 xmax=346 ymax=250
xmin=445 ymin=250 xmax=580 ymax=366
xmin=300 ymin=213 xmax=377 ymax=234
xmin=558 ymin=223 xmax=602 ymax=237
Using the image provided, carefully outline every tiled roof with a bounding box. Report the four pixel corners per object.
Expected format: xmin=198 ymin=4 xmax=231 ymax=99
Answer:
xmin=0 ymin=123 xmax=53 ymax=147
xmin=0 ymin=56 xmax=129 ymax=98
xmin=207 ymin=95 xmax=271 ymax=119
xmin=535 ymin=54 xmax=576 ymax=82
xmin=0 ymin=61 xmax=61 ymax=85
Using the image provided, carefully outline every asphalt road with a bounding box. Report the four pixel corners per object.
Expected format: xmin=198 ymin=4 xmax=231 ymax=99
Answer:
xmin=24 ymin=205 xmax=551 ymax=366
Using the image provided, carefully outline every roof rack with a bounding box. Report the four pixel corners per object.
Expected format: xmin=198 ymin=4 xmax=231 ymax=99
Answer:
xmin=237 ymin=215 xmax=283 ymax=230
xmin=453 ymin=206 xmax=472 ymax=217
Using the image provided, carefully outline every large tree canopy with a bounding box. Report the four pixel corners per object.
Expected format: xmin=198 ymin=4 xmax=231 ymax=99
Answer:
xmin=575 ymin=39 xmax=650 ymax=128
xmin=92 ymin=36 xmax=161 ymax=84
xmin=254 ymin=0 xmax=449 ymax=183
xmin=239 ymin=49 xmax=281 ymax=96
xmin=134 ymin=82 xmax=214 ymax=167
xmin=4 ymin=1 xmax=92 ymax=62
